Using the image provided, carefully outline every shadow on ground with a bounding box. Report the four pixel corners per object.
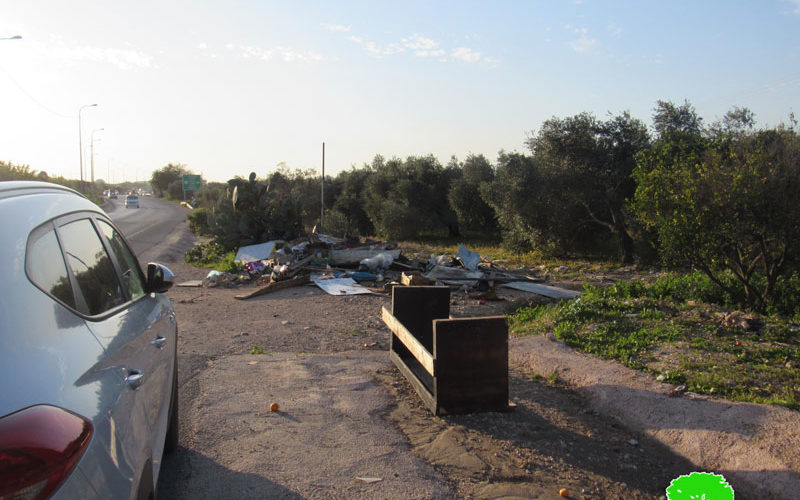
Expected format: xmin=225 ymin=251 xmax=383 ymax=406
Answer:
xmin=158 ymin=446 xmax=306 ymax=500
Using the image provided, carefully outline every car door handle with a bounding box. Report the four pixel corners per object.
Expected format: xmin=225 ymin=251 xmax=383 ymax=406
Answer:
xmin=151 ymin=336 xmax=167 ymax=349
xmin=126 ymin=370 xmax=144 ymax=390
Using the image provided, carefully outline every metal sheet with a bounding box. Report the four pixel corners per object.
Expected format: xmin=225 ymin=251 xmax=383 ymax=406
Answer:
xmin=311 ymin=274 xmax=372 ymax=295
xmin=501 ymin=282 xmax=581 ymax=299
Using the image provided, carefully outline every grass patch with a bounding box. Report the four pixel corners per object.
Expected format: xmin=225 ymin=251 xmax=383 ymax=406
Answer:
xmin=249 ymin=345 xmax=267 ymax=355
xmin=397 ymin=240 xmax=620 ymax=277
xmin=184 ymin=241 xmax=239 ymax=272
xmin=510 ymin=273 xmax=800 ymax=410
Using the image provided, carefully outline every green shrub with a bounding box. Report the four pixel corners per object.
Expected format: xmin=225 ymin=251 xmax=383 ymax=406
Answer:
xmin=184 ymin=242 xmax=238 ymax=272
xmin=187 ymin=207 xmax=212 ymax=236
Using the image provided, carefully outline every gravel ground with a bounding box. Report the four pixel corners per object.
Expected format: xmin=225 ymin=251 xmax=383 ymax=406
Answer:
xmin=155 ymin=254 xmax=800 ymax=499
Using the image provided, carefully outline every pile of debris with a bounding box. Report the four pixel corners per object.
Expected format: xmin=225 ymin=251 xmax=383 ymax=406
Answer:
xmin=189 ymin=233 xmax=581 ymax=301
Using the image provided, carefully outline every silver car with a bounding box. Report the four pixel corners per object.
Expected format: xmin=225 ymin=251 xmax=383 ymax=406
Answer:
xmin=0 ymin=181 xmax=178 ymax=499
xmin=124 ymin=194 xmax=139 ymax=209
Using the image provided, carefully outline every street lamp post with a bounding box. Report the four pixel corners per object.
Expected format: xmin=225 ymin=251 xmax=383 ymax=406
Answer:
xmin=78 ymin=104 xmax=97 ymax=188
xmin=90 ymin=128 xmax=104 ymax=184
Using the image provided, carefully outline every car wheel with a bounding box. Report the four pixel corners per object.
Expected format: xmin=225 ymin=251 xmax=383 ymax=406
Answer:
xmin=164 ymin=364 xmax=179 ymax=453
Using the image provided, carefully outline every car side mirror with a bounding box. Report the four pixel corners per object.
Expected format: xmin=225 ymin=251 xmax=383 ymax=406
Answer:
xmin=146 ymin=263 xmax=175 ymax=293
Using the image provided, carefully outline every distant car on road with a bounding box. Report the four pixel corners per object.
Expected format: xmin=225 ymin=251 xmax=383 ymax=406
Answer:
xmin=0 ymin=181 xmax=178 ymax=499
xmin=125 ymin=194 xmax=140 ymax=208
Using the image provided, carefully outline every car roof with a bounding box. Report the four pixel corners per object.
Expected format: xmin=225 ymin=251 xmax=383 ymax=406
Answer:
xmin=0 ymin=181 xmax=85 ymax=201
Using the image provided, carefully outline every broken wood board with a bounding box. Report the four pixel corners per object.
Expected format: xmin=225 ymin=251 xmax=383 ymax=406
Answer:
xmin=501 ymin=282 xmax=581 ymax=299
xmin=382 ymin=306 xmax=435 ymax=375
xmin=328 ymin=248 xmax=401 ymax=266
xmin=176 ymin=280 xmax=203 ymax=287
xmin=234 ymin=274 xmax=310 ymax=300
xmin=400 ymin=272 xmax=436 ymax=287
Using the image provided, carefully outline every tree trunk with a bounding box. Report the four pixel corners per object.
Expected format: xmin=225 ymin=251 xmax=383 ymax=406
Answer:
xmin=617 ymin=228 xmax=635 ymax=264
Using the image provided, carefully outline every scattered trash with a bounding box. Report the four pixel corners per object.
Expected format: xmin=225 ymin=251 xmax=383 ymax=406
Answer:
xmin=245 ymin=261 xmax=267 ymax=274
xmin=271 ymin=264 xmax=290 ymax=281
xmin=671 ymin=385 xmax=688 ymax=396
xmin=456 ymin=244 xmax=481 ymax=271
xmin=198 ymin=238 xmax=582 ymax=305
xmin=425 ymin=265 xmax=484 ymax=281
xmin=359 ymin=251 xmax=395 ymax=272
xmin=269 ymin=402 xmax=280 ymax=412
xmin=429 ymin=254 xmax=454 ymax=267
xmin=337 ymin=271 xmax=378 ymax=282
xmin=355 ymin=477 xmax=383 ymax=484
xmin=330 ymin=248 xmax=400 ymax=266
xmin=628 ymin=438 xmax=639 ymax=446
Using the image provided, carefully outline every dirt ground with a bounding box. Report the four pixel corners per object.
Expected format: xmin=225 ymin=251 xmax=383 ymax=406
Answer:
xmin=157 ymin=256 xmax=800 ymax=499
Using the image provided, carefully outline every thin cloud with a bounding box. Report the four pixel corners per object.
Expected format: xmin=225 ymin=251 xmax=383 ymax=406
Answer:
xmin=364 ymin=41 xmax=405 ymax=57
xmin=452 ymin=47 xmax=481 ymax=63
xmin=322 ymin=23 xmax=351 ymax=33
xmin=401 ymin=34 xmax=446 ymax=58
xmin=607 ymin=23 xmax=622 ymax=37
xmin=402 ymin=33 xmax=439 ymax=51
xmin=566 ymin=26 xmax=597 ymax=53
xmin=232 ymin=44 xmax=323 ymax=62
xmin=331 ymin=27 xmax=497 ymax=63
xmin=50 ymin=44 xmax=153 ymax=70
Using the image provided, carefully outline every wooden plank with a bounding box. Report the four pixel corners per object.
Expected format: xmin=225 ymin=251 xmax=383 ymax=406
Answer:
xmin=234 ymin=273 xmax=310 ymax=300
xmin=391 ymin=286 xmax=450 ymax=353
xmin=400 ymin=272 xmax=436 ymax=287
xmin=389 ymin=350 xmax=438 ymax=415
xmin=382 ymin=307 xmax=434 ymax=376
xmin=433 ymin=316 xmax=509 ymax=414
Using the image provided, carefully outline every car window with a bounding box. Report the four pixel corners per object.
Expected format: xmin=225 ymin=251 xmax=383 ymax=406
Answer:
xmin=26 ymin=227 xmax=78 ymax=309
xmin=97 ymin=219 xmax=145 ymax=301
xmin=58 ymin=218 xmax=125 ymax=316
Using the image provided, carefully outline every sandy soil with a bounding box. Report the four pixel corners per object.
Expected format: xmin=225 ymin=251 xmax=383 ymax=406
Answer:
xmin=157 ymin=258 xmax=800 ymax=499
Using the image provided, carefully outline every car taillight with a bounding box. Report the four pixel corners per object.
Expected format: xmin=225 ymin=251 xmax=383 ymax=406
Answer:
xmin=0 ymin=405 xmax=93 ymax=500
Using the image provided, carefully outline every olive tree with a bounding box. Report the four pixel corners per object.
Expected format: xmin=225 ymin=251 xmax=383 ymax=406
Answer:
xmin=633 ymin=104 xmax=800 ymax=311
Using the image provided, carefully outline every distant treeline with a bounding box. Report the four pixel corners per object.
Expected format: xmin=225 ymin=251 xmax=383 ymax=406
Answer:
xmin=158 ymin=100 xmax=800 ymax=311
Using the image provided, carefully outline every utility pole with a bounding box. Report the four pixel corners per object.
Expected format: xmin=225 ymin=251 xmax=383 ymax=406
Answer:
xmin=90 ymin=128 xmax=103 ymax=185
xmin=78 ymin=104 xmax=97 ymax=190
xmin=320 ymin=142 xmax=325 ymax=233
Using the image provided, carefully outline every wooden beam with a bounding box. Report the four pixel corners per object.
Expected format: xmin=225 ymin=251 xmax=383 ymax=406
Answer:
xmin=382 ymin=306 xmax=435 ymax=376
xmin=389 ymin=350 xmax=438 ymax=414
xmin=234 ymin=273 xmax=310 ymax=300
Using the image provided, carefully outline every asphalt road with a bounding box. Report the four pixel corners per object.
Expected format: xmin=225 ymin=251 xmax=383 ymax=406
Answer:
xmin=105 ymin=195 xmax=196 ymax=264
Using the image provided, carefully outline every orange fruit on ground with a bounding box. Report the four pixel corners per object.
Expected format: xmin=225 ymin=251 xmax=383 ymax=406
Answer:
xmin=559 ymin=488 xmax=569 ymax=497
xmin=269 ymin=402 xmax=280 ymax=411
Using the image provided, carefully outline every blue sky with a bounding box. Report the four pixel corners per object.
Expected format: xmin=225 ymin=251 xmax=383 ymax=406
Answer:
xmin=1 ymin=1 xmax=799 ymax=182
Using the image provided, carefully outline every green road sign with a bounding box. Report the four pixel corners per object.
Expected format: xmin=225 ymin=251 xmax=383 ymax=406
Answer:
xmin=182 ymin=174 xmax=202 ymax=191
